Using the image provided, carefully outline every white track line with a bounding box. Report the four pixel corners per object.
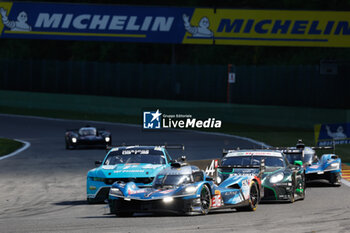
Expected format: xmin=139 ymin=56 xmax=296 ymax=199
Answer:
xmin=188 ymin=130 xmax=271 ymax=148
xmin=341 ymin=179 xmax=350 ymax=188
xmin=0 ymin=113 xmax=269 ymax=147
xmin=0 ymin=113 xmax=139 ymax=127
xmin=0 ymin=139 xmax=31 ymax=161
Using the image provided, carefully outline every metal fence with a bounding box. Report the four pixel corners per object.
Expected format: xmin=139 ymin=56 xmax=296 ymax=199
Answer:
xmin=0 ymin=59 xmax=348 ymax=108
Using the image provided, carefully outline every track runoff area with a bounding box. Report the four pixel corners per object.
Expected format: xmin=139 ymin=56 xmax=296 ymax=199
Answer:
xmin=0 ymin=114 xmax=349 ymax=233
xmin=342 ymin=164 xmax=350 ymax=183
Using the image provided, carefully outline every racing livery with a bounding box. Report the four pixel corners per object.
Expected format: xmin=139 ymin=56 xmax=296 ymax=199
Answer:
xmin=108 ymin=162 xmax=263 ymax=216
xmin=281 ymin=140 xmax=342 ymax=186
xmin=220 ymin=150 xmax=305 ymax=203
xmin=65 ymin=126 xmax=111 ymax=149
xmin=87 ymin=145 xmax=180 ymax=203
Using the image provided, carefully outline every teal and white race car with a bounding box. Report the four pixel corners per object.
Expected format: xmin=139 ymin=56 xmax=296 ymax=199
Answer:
xmin=86 ymin=145 xmax=183 ymax=203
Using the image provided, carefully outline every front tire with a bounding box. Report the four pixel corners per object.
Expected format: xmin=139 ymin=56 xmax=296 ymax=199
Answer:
xmin=289 ymin=189 xmax=295 ymax=203
xmin=329 ymin=173 xmax=341 ymax=187
xmin=199 ymin=185 xmax=211 ymax=215
xmin=236 ymin=181 xmax=259 ymax=211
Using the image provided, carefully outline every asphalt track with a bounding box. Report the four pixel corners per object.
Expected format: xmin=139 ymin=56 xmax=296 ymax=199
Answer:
xmin=0 ymin=114 xmax=349 ymax=233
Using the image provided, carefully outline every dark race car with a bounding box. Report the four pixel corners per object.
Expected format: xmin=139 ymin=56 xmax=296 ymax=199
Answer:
xmin=108 ymin=161 xmax=264 ymax=216
xmin=220 ymin=150 xmax=305 ymax=203
xmin=278 ymin=139 xmax=341 ymax=186
xmin=65 ymin=126 xmax=111 ymax=149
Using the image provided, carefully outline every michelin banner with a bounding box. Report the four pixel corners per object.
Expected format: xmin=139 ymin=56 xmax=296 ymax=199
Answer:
xmin=315 ymin=123 xmax=350 ymax=146
xmin=0 ymin=2 xmax=350 ymax=47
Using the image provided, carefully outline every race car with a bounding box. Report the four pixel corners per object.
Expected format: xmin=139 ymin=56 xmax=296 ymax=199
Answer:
xmin=65 ymin=126 xmax=111 ymax=149
xmin=108 ymin=161 xmax=263 ymax=216
xmin=279 ymin=139 xmax=341 ymax=186
xmin=220 ymin=150 xmax=305 ymax=203
xmin=86 ymin=145 xmax=183 ymax=203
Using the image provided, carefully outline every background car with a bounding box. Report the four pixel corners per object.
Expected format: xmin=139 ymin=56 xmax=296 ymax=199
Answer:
xmin=109 ymin=161 xmax=263 ymax=216
xmin=87 ymin=145 xmax=183 ymax=203
xmin=221 ymin=150 xmax=305 ymax=203
xmin=65 ymin=125 xmax=112 ymax=149
xmin=280 ymin=139 xmax=341 ymax=186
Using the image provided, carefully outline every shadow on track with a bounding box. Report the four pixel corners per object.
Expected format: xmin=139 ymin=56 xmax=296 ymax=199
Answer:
xmin=81 ymin=209 xmax=244 ymax=219
xmin=306 ymin=180 xmax=340 ymax=188
xmin=54 ymin=200 xmax=89 ymax=206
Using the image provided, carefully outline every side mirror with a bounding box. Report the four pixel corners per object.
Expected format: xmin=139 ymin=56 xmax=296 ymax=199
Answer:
xmin=294 ymin=160 xmax=303 ymax=166
xmin=205 ymin=177 xmax=214 ymax=181
xmin=179 ymin=156 xmax=186 ymax=162
xmin=95 ymin=160 xmax=102 ymax=167
xmin=169 ymin=160 xmax=176 ymax=164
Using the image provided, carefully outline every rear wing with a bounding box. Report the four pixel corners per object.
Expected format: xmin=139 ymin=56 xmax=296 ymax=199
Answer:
xmin=219 ymin=165 xmax=261 ymax=169
xmin=270 ymin=146 xmax=333 ymax=153
xmin=106 ymin=144 xmax=185 ymax=152
xmin=222 ymin=149 xmax=237 ymax=157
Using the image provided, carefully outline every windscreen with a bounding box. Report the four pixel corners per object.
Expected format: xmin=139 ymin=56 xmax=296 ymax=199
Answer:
xmin=104 ymin=149 xmax=165 ymax=165
xmin=221 ymin=155 xmax=285 ymax=174
xmin=153 ymin=174 xmax=192 ymax=188
xmin=285 ymin=153 xmax=303 ymax=164
xmin=79 ymin=128 xmax=96 ymax=136
xmin=222 ymin=156 xmax=284 ymax=167
xmin=285 ymin=152 xmax=313 ymax=165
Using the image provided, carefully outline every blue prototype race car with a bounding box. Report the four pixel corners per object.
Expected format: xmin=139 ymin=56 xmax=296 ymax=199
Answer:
xmin=86 ymin=145 xmax=183 ymax=203
xmin=108 ymin=162 xmax=263 ymax=216
xmin=281 ymin=140 xmax=342 ymax=186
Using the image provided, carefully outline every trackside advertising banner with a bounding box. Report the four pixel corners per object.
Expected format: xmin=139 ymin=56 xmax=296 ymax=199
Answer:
xmin=315 ymin=123 xmax=350 ymax=146
xmin=0 ymin=2 xmax=350 ymax=47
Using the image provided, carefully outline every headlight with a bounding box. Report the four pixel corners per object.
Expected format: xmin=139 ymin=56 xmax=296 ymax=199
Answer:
xmin=105 ymin=137 xmax=110 ymax=142
xmin=269 ymin=173 xmax=284 ymax=183
xmin=185 ymin=186 xmax=197 ymax=194
xmin=328 ymin=162 xmax=340 ymax=170
xmin=216 ymin=176 xmax=222 ymax=184
xmin=163 ymin=197 xmax=174 ymax=203
xmin=72 ymin=137 xmax=77 ymax=143
xmin=110 ymin=188 xmax=123 ymax=196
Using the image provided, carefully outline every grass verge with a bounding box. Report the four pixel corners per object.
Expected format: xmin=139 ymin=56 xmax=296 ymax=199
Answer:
xmin=0 ymin=138 xmax=23 ymax=157
xmin=0 ymin=106 xmax=349 ymax=162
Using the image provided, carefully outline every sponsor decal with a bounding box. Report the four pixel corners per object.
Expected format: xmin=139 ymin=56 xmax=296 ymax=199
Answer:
xmin=315 ymin=123 xmax=350 ymax=146
xmin=113 ymin=170 xmax=145 ymax=173
xmin=143 ymin=109 xmax=222 ymax=130
xmin=122 ymin=149 xmax=150 ymax=155
xmin=128 ymin=189 xmax=146 ymax=194
xmin=211 ymin=193 xmax=222 ymax=208
xmin=159 ymin=189 xmax=174 ymax=194
xmin=1 ymin=2 xmax=349 ymax=47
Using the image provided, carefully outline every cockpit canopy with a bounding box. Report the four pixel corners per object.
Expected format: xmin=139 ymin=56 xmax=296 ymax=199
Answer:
xmin=79 ymin=127 xmax=97 ymax=136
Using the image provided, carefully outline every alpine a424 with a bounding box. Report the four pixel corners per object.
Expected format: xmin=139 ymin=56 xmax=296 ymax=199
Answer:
xmin=108 ymin=161 xmax=264 ymax=216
